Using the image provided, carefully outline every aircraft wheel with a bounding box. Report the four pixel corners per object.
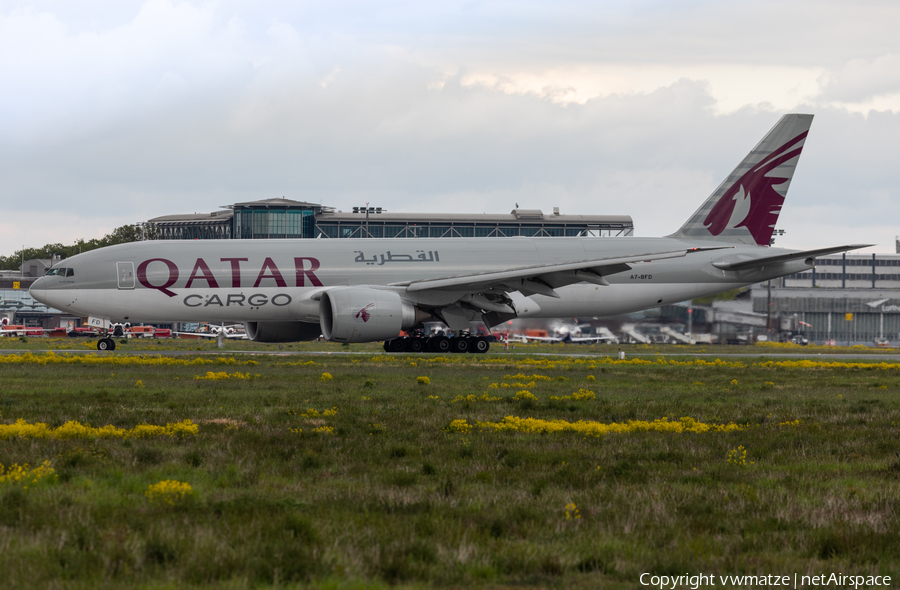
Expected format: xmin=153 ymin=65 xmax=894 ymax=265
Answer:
xmin=450 ymin=337 xmax=469 ymax=354
xmin=387 ymin=338 xmax=406 ymax=353
xmin=406 ymin=337 xmax=425 ymax=353
xmin=383 ymin=340 xmax=391 ymax=352
xmin=471 ymin=337 xmax=490 ymax=354
xmin=97 ymin=338 xmax=115 ymax=351
xmin=430 ymin=336 xmax=451 ymax=354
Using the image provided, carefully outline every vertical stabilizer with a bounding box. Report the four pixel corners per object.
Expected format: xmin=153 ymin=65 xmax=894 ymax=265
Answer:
xmin=670 ymin=114 xmax=813 ymax=246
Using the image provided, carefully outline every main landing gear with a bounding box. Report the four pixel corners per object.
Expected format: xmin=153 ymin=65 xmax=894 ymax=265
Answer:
xmin=383 ymin=335 xmax=490 ymax=354
xmin=97 ymin=337 xmax=116 ymax=351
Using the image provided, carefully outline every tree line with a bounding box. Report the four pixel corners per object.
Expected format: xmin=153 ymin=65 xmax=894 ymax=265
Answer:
xmin=0 ymin=224 xmax=159 ymax=271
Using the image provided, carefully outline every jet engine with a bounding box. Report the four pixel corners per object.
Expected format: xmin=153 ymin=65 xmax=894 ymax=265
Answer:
xmin=244 ymin=321 xmax=322 ymax=343
xmin=319 ymin=287 xmax=425 ymax=343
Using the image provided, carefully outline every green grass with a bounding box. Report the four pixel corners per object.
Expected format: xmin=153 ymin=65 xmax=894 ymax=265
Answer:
xmin=1 ymin=346 xmax=899 ymax=588
xmin=2 ymin=334 xmax=899 ymax=356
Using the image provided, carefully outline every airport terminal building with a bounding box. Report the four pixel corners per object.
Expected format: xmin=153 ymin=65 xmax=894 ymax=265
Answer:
xmin=755 ymin=253 xmax=900 ymax=344
xmin=149 ymin=198 xmax=634 ymax=241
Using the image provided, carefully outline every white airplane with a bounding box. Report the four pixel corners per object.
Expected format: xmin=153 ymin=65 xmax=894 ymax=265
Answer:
xmin=520 ymin=332 xmax=617 ymax=345
xmin=174 ymin=323 xmax=248 ymax=340
xmin=30 ymin=114 xmax=868 ymax=352
xmin=518 ymin=321 xmax=617 ymax=344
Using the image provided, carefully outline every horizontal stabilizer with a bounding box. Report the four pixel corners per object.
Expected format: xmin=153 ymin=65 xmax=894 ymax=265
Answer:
xmin=712 ymin=245 xmax=872 ymax=271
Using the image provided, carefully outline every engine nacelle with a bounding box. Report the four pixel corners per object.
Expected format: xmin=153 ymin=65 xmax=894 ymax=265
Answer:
xmin=244 ymin=321 xmax=321 ymax=343
xmin=320 ymin=287 xmax=420 ymax=343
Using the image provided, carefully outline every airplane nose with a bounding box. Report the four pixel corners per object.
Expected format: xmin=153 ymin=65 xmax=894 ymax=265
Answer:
xmin=29 ymin=277 xmax=48 ymax=304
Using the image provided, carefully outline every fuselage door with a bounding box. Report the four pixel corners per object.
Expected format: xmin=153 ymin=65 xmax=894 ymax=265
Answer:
xmin=117 ymin=262 xmax=135 ymax=290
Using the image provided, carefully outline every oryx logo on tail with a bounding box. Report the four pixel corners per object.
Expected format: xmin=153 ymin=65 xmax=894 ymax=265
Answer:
xmin=703 ymin=131 xmax=807 ymax=245
xmin=670 ymin=113 xmax=813 ymax=246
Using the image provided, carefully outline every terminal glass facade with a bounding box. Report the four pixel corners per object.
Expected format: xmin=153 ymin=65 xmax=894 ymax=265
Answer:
xmin=151 ymin=199 xmax=634 ymax=241
xmin=312 ymin=220 xmax=631 ymax=239
xmin=156 ymin=221 xmax=231 ymax=240
xmin=234 ymin=208 xmax=315 ymax=239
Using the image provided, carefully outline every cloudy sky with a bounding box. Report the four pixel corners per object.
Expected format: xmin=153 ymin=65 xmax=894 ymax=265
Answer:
xmin=2 ymin=0 xmax=900 ymax=255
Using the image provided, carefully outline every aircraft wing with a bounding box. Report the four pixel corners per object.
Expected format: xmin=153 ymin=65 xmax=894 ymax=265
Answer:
xmin=174 ymin=331 xmax=217 ymax=339
xmin=522 ymin=335 xmax=562 ymax=343
xmin=520 ymin=334 xmax=614 ymax=344
xmin=392 ymin=248 xmax=713 ymax=298
xmin=712 ymin=244 xmax=872 ymax=271
xmin=569 ymin=335 xmax=617 ymax=343
xmin=174 ymin=331 xmax=247 ymax=339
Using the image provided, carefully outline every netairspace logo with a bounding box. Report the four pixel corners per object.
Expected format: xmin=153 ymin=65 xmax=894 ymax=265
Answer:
xmin=639 ymin=572 xmax=892 ymax=589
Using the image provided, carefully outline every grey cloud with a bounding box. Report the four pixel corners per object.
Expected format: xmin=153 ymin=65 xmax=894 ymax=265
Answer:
xmin=3 ymin=0 xmax=900 ymax=254
xmin=4 ymin=55 xmax=900 ymax=253
xmin=818 ymin=55 xmax=900 ymax=103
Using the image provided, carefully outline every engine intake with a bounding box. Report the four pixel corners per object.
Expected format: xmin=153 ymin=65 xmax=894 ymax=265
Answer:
xmin=244 ymin=321 xmax=321 ymax=343
xmin=320 ymin=287 xmax=423 ymax=343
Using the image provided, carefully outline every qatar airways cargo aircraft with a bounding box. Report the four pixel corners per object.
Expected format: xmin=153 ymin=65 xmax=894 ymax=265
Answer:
xmin=31 ymin=114 xmax=867 ymax=353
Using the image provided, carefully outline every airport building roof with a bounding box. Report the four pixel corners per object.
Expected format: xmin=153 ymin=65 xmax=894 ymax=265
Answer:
xmin=148 ymin=198 xmax=634 ymax=240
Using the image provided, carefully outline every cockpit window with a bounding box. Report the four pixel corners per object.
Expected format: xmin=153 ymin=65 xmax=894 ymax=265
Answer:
xmin=45 ymin=268 xmax=73 ymax=277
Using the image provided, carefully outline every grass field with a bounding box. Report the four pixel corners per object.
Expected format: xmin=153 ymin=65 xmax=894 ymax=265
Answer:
xmin=3 ymin=333 xmax=900 ymax=356
xmin=1 ymin=342 xmax=899 ymax=588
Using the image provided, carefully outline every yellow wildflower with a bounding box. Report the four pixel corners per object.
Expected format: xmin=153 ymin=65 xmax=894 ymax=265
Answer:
xmin=727 ymin=446 xmax=748 ymax=466
xmin=447 ymin=419 xmax=472 ymax=434
xmin=0 ymin=419 xmax=198 ymax=440
xmin=0 ymin=461 xmax=56 ymax=486
xmin=145 ymin=480 xmax=193 ymax=505
xmin=473 ymin=416 xmax=744 ymax=437
xmin=550 ymin=388 xmax=595 ymax=401
xmin=299 ymin=407 xmax=337 ymax=418
xmin=194 ymin=371 xmax=252 ymax=380
xmin=451 ymin=393 xmax=501 ymax=403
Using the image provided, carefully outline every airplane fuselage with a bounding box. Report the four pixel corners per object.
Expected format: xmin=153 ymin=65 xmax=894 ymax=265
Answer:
xmin=29 ymin=236 xmax=810 ymax=324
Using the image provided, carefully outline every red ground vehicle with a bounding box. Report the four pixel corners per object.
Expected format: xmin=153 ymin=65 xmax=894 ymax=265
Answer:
xmin=1 ymin=325 xmax=44 ymax=337
xmin=125 ymin=326 xmax=155 ymax=338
